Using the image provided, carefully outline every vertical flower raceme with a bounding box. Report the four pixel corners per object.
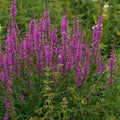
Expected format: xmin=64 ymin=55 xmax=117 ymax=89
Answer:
xmin=36 ymin=18 xmax=45 ymax=54
xmin=75 ymin=32 xmax=83 ymax=86
xmin=92 ymin=15 xmax=103 ymax=58
xmin=44 ymin=11 xmax=53 ymax=68
xmin=11 ymin=0 xmax=20 ymax=77
xmin=28 ymin=20 xmax=34 ymax=53
xmin=45 ymin=45 xmax=53 ymax=67
xmin=11 ymin=0 xmax=20 ymax=32
xmin=4 ymin=97 xmax=11 ymax=120
xmin=11 ymin=0 xmax=20 ymax=34
xmin=108 ymin=51 xmax=115 ymax=85
xmin=5 ymin=28 xmax=12 ymax=54
xmin=44 ymin=11 xmax=51 ymax=44
xmin=3 ymin=54 xmax=14 ymax=119
xmin=4 ymin=54 xmax=12 ymax=87
xmin=83 ymin=43 xmax=90 ymax=81
xmin=72 ymin=18 xmax=79 ymax=59
xmin=31 ymin=19 xmax=37 ymax=54
xmin=37 ymin=49 xmax=43 ymax=75
xmin=51 ymin=27 xmax=58 ymax=58
xmin=11 ymin=0 xmax=17 ymax=26
xmin=57 ymin=46 xmax=65 ymax=74
xmin=11 ymin=27 xmax=19 ymax=78
xmin=61 ymin=15 xmax=70 ymax=50
xmin=61 ymin=15 xmax=72 ymax=74
xmin=92 ymin=15 xmax=105 ymax=73
xmin=36 ymin=18 xmax=45 ymax=74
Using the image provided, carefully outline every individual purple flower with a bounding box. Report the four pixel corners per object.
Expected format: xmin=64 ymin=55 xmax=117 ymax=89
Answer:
xmin=19 ymin=94 xmax=24 ymax=101
xmin=7 ymin=88 xmax=13 ymax=94
xmin=104 ymin=85 xmax=108 ymax=89
xmin=4 ymin=113 xmax=9 ymax=120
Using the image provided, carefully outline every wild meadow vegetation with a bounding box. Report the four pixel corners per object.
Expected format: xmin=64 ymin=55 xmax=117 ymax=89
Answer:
xmin=0 ymin=0 xmax=120 ymax=120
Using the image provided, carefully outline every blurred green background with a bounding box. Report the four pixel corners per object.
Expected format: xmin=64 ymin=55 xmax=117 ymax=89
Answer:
xmin=0 ymin=0 xmax=120 ymax=55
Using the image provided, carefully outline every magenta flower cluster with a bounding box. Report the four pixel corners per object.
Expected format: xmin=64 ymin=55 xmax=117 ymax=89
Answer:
xmin=104 ymin=51 xmax=115 ymax=89
xmin=0 ymin=0 xmax=116 ymax=119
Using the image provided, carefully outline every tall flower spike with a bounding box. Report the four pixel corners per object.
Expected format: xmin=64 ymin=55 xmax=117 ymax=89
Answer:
xmin=75 ymin=32 xmax=83 ymax=86
xmin=92 ymin=15 xmax=104 ymax=73
xmin=83 ymin=43 xmax=90 ymax=81
xmin=11 ymin=0 xmax=17 ymax=26
xmin=44 ymin=11 xmax=51 ymax=43
xmin=51 ymin=27 xmax=58 ymax=57
xmin=92 ymin=15 xmax=103 ymax=57
xmin=72 ymin=18 xmax=79 ymax=59
xmin=11 ymin=0 xmax=20 ymax=34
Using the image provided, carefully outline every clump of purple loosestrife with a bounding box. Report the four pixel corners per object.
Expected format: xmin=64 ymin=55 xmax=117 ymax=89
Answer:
xmin=0 ymin=0 xmax=117 ymax=119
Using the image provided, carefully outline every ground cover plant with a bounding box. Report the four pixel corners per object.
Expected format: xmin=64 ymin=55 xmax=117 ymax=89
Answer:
xmin=0 ymin=0 xmax=120 ymax=120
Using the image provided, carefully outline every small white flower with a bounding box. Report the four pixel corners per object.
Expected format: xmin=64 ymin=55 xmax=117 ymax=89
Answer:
xmin=103 ymin=4 xmax=109 ymax=12
xmin=58 ymin=54 xmax=61 ymax=58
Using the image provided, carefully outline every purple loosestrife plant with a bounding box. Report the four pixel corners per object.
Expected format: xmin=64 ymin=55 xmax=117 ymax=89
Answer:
xmin=61 ymin=15 xmax=70 ymax=49
xmin=10 ymin=0 xmax=20 ymax=78
xmin=3 ymin=54 xmax=13 ymax=119
xmin=72 ymin=18 xmax=84 ymax=85
xmin=32 ymin=19 xmax=37 ymax=55
xmin=5 ymin=28 xmax=11 ymax=55
xmin=44 ymin=11 xmax=53 ymax=68
xmin=72 ymin=18 xmax=79 ymax=59
xmin=104 ymin=51 xmax=115 ymax=89
xmin=11 ymin=27 xmax=19 ymax=77
xmin=74 ymin=32 xmax=84 ymax=86
xmin=92 ymin=15 xmax=106 ymax=73
xmin=51 ymin=27 xmax=58 ymax=58
xmin=1 ymin=1 xmax=117 ymax=118
xmin=11 ymin=0 xmax=20 ymax=34
xmin=28 ymin=20 xmax=34 ymax=53
xmin=4 ymin=53 xmax=12 ymax=87
xmin=4 ymin=97 xmax=11 ymax=120
xmin=36 ymin=18 xmax=45 ymax=74
xmin=61 ymin=14 xmax=72 ymax=75
xmin=92 ymin=15 xmax=103 ymax=57
xmin=44 ymin=11 xmax=51 ymax=43
xmin=83 ymin=43 xmax=90 ymax=81
xmin=11 ymin=0 xmax=17 ymax=27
